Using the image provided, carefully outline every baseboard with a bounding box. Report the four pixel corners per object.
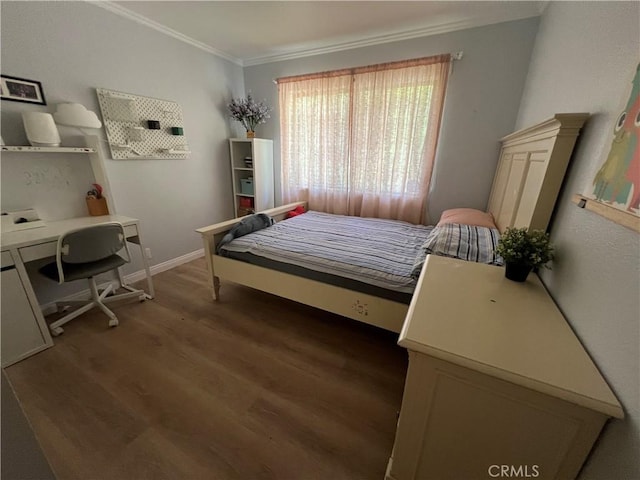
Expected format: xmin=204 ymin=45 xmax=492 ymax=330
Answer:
xmin=123 ymin=248 xmax=204 ymax=284
xmin=40 ymin=249 xmax=204 ymax=315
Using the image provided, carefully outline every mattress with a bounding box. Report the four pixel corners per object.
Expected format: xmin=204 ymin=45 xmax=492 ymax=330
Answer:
xmin=219 ymin=211 xmax=434 ymax=303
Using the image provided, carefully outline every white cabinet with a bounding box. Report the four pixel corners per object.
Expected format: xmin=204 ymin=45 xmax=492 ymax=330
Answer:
xmin=1 ymin=251 xmax=52 ymax=367
xmin=387 ymin=255 xmax=623 ymax=480
xmin=229 ymin=138 xmax=274 ymax=217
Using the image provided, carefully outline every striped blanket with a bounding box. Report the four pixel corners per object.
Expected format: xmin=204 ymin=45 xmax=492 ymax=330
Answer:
xmin=220 ymin=211 xmax=434 ymax=293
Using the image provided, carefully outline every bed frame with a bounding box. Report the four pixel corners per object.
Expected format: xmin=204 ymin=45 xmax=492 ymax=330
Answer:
xmin=196 ymin=113 xmax=588 ymax=333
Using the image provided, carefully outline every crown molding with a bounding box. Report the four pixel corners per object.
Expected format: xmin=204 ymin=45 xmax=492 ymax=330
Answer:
xmin=89 ymin=1 xmax=243 ymax=66
xmin=89 ymin=1 xmax=540 ymax=68
xmin=243 ymin=12 xmax=540 ymax=66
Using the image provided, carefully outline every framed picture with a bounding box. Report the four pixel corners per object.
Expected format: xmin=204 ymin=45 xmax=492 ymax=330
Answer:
xmin=1 ymin=75 xmax=46 ymax=105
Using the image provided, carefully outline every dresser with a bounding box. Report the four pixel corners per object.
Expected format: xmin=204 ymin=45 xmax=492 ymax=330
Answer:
xmin=387 ymin=255 xmax=623 ymax=480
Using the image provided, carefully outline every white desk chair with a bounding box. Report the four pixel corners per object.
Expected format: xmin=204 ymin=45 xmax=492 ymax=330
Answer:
xmin=39 ymin=222 xmax=146 ymax=336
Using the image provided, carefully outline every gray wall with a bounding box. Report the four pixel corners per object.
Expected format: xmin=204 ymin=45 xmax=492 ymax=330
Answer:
xmin=515 ymin=2 xmax=640 ymax=479
xmin=1 ymin=1 xmax=244 ymax=303
xmin=244 ymin=17 xmax=539 ymax=223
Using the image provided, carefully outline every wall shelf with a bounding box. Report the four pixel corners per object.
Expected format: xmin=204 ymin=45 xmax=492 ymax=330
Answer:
xmin=1 ymin=146 xmax=96 ymax=153
xmin=96 ymin=87 xmax=189 ymax=160
xmin=164 ymin=149 xmax=192 ymax=155
xmin=572 ymin=194 xmax=640 ymax=233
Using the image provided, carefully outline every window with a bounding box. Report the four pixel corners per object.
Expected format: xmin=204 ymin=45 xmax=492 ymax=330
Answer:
xmin=278 ymin=54 xmax=450 ymax=224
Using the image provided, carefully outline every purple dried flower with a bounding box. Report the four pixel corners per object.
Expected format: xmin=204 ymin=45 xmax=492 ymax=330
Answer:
xmin=227 ymin=93 xmax=272 ymax=132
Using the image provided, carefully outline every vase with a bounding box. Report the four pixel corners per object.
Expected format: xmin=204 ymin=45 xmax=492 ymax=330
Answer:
xmin=505 ymin=263 xmax=533 ymax=282
xmin=246 ymin=130 xmax=256 ymax=139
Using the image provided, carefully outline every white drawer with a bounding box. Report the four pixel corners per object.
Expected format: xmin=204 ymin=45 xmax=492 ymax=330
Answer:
xmin=19 ymin=242 xmax=57 ymax=263
xmin=1 ymin=251 xmax=14 ymax=268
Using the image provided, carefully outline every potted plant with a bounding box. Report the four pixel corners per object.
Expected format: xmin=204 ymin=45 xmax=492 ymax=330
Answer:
xmin=227 ymin=93 xmax=272 ymax=138
xmin=496 ymin=227 xmax=554 ymax=282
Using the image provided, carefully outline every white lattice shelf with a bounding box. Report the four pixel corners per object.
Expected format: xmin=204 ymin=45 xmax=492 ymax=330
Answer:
xmin=96 ymin=87 xmax=189 ymax=160
xmin=1 ymin=146 xmax=96 ymax=153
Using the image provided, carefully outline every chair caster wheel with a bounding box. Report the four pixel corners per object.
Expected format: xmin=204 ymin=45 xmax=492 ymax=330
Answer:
xmin=138 ymin=294 xmax=146 ymax=302
xmin=50 ymin=327 xmax=64 ymax=336
xmin=108 ymin=319 xmax=119 ymax=328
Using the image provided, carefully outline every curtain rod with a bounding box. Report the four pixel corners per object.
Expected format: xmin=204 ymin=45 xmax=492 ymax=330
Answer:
xmin=271 ymin=51 xmax=463 ymax=84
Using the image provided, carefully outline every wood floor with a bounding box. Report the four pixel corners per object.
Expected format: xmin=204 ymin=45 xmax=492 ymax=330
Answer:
xmin=5 ymin=257 xmax=408 ymax=480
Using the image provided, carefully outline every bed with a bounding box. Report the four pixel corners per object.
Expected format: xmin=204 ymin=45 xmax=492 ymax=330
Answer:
xmin=196 ymin=113 xmax=588 ymax=333
xmin=218 ymin=211 xmax=435 ymax=304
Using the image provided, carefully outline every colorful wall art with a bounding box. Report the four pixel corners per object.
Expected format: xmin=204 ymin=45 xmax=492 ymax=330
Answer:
xmin=591 ymin=63 xmax=640 ymax=216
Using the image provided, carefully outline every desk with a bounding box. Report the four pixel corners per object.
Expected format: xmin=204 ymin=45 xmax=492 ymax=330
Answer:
xmin=1 ymin=215 xmax=155 ymax=367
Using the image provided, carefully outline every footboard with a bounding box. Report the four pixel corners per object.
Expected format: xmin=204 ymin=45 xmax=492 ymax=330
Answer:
xmin=195 ymin=201 xmax=409 ymax=333
xmin=215 ymin=255 xmax=408 ymax=332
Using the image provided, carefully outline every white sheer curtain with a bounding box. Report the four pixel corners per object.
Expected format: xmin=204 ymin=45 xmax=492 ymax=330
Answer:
xmin=279 ymin=54 xmax=450 ymax=224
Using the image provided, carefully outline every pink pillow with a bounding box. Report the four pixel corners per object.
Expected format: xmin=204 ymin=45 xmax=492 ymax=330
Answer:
xmin=437 ymin=208 xmax=497 ymax=229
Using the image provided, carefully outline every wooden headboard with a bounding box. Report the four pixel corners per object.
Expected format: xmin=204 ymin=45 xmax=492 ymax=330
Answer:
xmin=487 ymin=113 xmax=589 ymax=232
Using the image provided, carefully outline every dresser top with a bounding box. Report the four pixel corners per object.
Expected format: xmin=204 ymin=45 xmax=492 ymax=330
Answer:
xmin=399 ymin=255 xmax=623 ymax=418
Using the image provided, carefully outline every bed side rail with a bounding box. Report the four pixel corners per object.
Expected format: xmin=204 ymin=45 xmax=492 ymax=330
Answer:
xmin=195 ymin=201 xmax=307 ymax=300
xmin=195 ymin=201 xmax=308 ymax=238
